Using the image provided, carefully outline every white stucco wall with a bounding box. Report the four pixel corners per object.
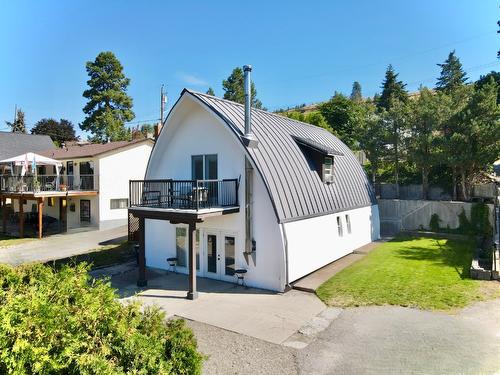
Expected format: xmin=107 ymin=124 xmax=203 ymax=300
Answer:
xmin=284 ymin=204 xmax=380 ymax=282
xmin=144 ymin=97 xmax=286 ymax=291
xmin=98 ymin=142 xmax=153 ymax=230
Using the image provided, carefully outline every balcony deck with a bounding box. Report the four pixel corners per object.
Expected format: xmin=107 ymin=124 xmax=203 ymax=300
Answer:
xmin=0 ymin=175 xmax=98 ymax=198
xmin=128 ymin=179 xmax=240 ymax=221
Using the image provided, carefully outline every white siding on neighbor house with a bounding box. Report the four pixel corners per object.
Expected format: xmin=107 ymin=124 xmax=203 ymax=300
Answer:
xmin=98 ymin=143 xmax=152 ymax=230
xmin=144 ymin=97 xmax=286 ymax=291
xmin=284 ymin=204 xmax=380 ymax=283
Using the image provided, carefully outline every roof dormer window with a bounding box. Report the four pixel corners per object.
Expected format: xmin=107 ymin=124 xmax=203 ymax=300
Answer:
xmin=293 ymin=136 xmax=343 ymax=184
xmin=323 ymin=156 xmax=334 ymax=184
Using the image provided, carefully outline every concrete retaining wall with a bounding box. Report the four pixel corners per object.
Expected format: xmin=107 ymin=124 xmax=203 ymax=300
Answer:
xmin=379 ymin=199 xmax=494 ymax=236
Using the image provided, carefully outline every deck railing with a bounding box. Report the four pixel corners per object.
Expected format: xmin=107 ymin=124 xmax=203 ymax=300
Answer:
xmin=0 ymin=174 xmax=98 ymax=193
xmin=129 ymin=179 xmax=239 ymax=210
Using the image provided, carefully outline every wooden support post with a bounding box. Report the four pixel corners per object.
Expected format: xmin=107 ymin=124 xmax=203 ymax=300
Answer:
xmin=18 ymin=197 xmax=24 ymax=238
xmin=137 ymin=216 xmax=147 ymax=287
xmin=2 ymin=197 xmax=6 ymax=234
xmin=187 ymin=221 xmax=198 ymax=300
xmin=37 ymin=198 xmax=43 ymax=239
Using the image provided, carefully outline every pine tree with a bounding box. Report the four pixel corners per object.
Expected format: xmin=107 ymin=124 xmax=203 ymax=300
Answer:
xmin=377 ymin=65 xmax=408 ymax=111
xmin=436 ymin=51 xmax=467 ymax=93
xmin=6 ymin=108 xmax=27 ymax=133
xmin=350 ymin=81 xmax=362 ymax=102
xmin=222 ymin=67 xmax=263 ymax=109
xmin=206 ymin=87 xmax=215 ymax=96
xmin=81 ymin=51 xmax=135 ymax=142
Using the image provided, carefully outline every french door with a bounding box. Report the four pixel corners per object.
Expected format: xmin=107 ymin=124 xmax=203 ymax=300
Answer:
xmin=203 ymin=230 xmax=236 ymax=281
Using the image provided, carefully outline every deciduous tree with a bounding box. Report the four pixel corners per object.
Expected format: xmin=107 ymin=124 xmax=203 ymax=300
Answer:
xmin=206 ymin=87 xmax=215 ymax=96
xmin=31 ymin=118 xmax=77 ymax=146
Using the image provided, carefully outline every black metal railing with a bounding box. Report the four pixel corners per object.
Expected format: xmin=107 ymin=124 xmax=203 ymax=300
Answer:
xmin=129 ymin=179 xmax=239 ymax=210
xmin=0 ymin=174 xmax=98 ymax=193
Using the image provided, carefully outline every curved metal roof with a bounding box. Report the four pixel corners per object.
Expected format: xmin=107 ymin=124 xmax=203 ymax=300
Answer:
xmin=184 ymin=89 xmax=377 ymax=223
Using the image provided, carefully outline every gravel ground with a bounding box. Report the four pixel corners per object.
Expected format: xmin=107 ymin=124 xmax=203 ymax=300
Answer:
xmin=186 ymin=320 xmax=298 ymax=375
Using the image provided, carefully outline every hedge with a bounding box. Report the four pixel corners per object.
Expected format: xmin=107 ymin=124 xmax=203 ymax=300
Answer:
xmin=0 ymin=263 xmax=203 ymax=374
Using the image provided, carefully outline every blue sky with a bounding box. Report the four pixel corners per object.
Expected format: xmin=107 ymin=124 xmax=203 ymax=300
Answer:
xmin=0 ymin=0 xmax=498 ymax=138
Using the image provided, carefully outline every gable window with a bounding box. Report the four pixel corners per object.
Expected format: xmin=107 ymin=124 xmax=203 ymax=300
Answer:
xmin=110 ymin=198 xmax=128 ymax=209
xmin=176 ymin=227 xmax=187 ymax=267
xmin=337 ymin=216 xmax=343 ymax=237
xmin=345 ymin=214 xmax=352 ymax=234
xmin=323 ymin=157 xmax=334 ymax=184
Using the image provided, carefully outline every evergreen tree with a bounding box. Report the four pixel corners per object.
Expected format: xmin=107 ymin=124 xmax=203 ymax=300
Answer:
xmin=476 ymin=71 xmax=500 ymax=104
xmin=377 ymin=65 xmax=408 ymax=111
xmin=81 ymin=51 xmax=135 ymax=142
xmin=31 ymin=118 xmax=77 ymax=146
xmin=350 ymin=81 xmax=363 ymax=102
xmin=206 ymin=87 xmax=215 ymax=96
xmin=436 ymin=50 xmax=467 ymax=93
xmin=222 ymin=67 xmax=263 ymax=109
xmin=6 ymin=108 xmax=26 ymax=133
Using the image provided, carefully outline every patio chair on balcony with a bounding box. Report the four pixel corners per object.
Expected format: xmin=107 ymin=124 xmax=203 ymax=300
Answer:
xmin=142 ymin=190 xmax=161 ymax=207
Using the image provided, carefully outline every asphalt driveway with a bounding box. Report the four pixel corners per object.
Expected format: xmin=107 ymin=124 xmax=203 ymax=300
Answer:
xmin=0 ymin=225 xmax=127 ymax=265
xmin=189 ymin=297 xmax=500 ymax=375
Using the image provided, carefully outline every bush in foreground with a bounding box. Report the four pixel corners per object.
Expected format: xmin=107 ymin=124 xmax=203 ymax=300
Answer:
xmin=0 ymin=263 xmax=203 ymax=374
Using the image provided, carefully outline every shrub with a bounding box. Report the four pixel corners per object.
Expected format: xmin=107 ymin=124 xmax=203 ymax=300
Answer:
xmin=470 ymin=202 xmax=492 ymax=238
xmin=429 ymin=213 xmax=441 ymax=232
xmin=0 ymin=263 xmax=203 ymax=374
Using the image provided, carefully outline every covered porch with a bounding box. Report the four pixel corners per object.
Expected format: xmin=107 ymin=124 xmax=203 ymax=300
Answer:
xmin=1 ymin=190 xmax=98 ymax=239
xmin=129 ymin=178 xmax=240 ymax=300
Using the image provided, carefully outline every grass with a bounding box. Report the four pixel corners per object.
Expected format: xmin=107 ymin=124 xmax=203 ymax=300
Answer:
xmin=0 ymin=233 xmax=36 ymax=248
xmin=49 ymin=241 xmax=136 ymax=270
xmin=316 ymin=236 xmax=500 ymax=311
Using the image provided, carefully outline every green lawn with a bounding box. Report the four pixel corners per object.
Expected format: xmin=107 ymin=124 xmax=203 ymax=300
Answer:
xmin=316 ymin=236 xmax=500 ymax=310
xmin=49 ymin=241 xmax=136 ymax=270
xmin=0 ymin=234 xmax=36 ymax=248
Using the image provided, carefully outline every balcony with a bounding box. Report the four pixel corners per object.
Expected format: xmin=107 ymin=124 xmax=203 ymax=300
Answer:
xmin=0 ymin=175 xmax=98 ymax=194
xmin=129 ymin=179 xmax=239 ymax=212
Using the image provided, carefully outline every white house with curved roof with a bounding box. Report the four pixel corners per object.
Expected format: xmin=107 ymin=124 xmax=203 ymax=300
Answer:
xmin=129 ymin=67 xmax=380 ymax=297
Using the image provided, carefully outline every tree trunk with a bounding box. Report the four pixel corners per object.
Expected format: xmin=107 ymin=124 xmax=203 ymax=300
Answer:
xmin=452 ymin=167 xmax=457 ymax=201
xmin=422 ymin=167 xmax=429 ymax=200
xmin=460 ymin=169 xmax=469 ymax=201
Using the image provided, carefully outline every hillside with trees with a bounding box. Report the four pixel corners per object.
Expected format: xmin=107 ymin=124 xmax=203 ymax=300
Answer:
xmin=276 ymin=52 xmax=500 ymax=201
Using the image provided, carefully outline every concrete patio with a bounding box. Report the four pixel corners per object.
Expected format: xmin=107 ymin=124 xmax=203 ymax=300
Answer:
xmin=112 ymin=268 xmax=326 ymax=344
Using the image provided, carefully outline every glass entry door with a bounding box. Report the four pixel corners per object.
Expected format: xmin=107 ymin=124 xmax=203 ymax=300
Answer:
xmin=203 ymin=231 xmax=236 ymax=281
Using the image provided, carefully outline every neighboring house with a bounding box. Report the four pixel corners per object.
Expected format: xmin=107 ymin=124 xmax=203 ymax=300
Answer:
xmin=0 ymin=131 xmax=55 ymax=164
xmin=129 ymin=66 xmax=380 ymax=298
xmin=1 ymin=139 xmax=153 ymax=237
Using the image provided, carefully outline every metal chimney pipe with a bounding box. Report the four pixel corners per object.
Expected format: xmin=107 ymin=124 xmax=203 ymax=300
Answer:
xmin=242 ymin=65 xmax=258 ymax=148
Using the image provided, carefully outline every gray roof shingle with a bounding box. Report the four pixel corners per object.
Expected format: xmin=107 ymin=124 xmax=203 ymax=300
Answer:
xmin=184 ymin=89 xmax=377 ymax=223
xmin=0 ymin=132 xmax=55 ymax=161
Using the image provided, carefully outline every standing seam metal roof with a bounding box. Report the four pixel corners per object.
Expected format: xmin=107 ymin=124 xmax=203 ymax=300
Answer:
xmin=184 ymin=89 xmax=377 ymax=223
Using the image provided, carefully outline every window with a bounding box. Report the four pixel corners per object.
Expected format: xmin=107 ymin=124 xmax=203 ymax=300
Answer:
xmin=191 ymin=154 xmax=218 ymax=180
xmin=224 ymin=236 xmax=236 ymax=276
xmin=176 ymin=227 xmax=187 ymax=267
xmin=66 ymin=161 xmax=73 ymax=175
xmin=195 ymin=229 xmax=200 ymax=270
xmin=323 ymin=157 xmax=334 ymax=183
xmin=48 ymin=197 xmax=55 ymax=207
xmin=337 ymin=216 xmax=343 ymax=237
xmin=110 ymin=198 xmax=128 ymax=209
xmin=345 ymin=214 xmax=352 ymax=234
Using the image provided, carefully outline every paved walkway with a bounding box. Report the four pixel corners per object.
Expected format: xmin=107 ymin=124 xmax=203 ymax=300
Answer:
xmin=112 ymin=268 xmax=326 ymax=344
xmin=293 ymin=240 xmax=385 ymax=292
xmin=0 ymin=225 xmax=127 ymax=265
